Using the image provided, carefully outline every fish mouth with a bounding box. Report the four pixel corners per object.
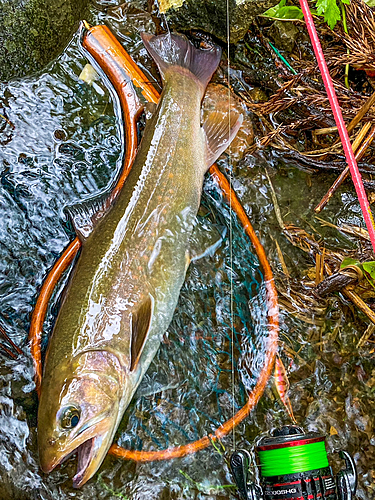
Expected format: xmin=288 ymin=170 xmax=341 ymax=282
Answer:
xmin=40 ymin=414 xmax=117 ymax=488
xmin=70 ymin=421 xmax=115 ymax=488
xmin=72 ymin=437 xmax=96 ymax=488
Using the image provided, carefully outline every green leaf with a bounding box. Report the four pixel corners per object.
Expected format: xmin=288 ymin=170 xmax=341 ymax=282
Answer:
xmin=362 ymin=261 xmax=375 ymax=279
xmin=364 ymin=0 xmax=375 ymax=6
xmin=262 ymin=0 xmax=304 ymax=20
xmin=263 ymin=0 xmax=287 ymax=17
xmin=340 ymin=257 xmax=360 ymax=269
xmin=277 ymin=6 xmax=304 ymax=19
xmin=315 ymin=0 xmax=341 ymax=29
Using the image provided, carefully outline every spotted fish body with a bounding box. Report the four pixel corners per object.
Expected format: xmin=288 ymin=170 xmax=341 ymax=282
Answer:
xmin=38 ymin=32 xmax=242 ymax=487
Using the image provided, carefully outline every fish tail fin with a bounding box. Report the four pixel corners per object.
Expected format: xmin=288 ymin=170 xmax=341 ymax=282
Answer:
xmin=141 ymin=32 xmax=222 ymax=90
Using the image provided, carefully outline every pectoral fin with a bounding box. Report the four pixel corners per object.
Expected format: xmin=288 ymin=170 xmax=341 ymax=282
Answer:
xmin=130 ymin=295 xmax=154 ymax=372
xmin=187 ymin=219 xmax=226 ymax=266
xmin=202 ymin=110 xmax=243 ymax=169
xmin=65 ymin=190 xmax=113 ymax=240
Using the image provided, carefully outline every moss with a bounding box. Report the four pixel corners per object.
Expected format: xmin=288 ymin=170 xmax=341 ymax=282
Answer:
xmin=0 ymin=0 xmax=89 ymax=81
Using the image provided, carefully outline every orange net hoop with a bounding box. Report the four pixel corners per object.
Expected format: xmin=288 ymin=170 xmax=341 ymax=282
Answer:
xmin=29 ymin=24 xmax=279 ymax=462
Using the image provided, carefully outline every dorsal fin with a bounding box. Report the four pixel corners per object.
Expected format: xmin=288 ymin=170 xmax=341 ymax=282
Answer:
xmin=130 ymin=295 xmax=154 ymax=372
xmin=65 ymin=190 xmax=113 ymax=240
xmin=202 ymin=110 xmax=243 ymax=169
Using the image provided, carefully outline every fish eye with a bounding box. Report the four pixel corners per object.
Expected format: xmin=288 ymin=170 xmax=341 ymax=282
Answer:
xmin=60 ymin=406 xmax=81 ymax=429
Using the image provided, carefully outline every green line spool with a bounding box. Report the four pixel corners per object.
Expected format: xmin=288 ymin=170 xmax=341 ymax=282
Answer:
xmin=256 ymin=426 xmax=337 ymax=499
xmin=258 ymin=435 xmax=329 ymax=477
xmin=230 ymin=425 xmax=357 ymax=500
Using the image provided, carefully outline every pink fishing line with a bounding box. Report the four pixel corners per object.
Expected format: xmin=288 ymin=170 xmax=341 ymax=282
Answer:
xmin=299 ymin=0 xmax=375 ymax=252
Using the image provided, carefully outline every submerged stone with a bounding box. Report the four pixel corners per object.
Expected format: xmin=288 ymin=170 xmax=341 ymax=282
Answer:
xmin=0 ymin=0 xmax=89 ymax=81
xmin=162 ymin=0 xmax=280 ymax=43
xmin=269 ymin=20 xmax=300 ymax=53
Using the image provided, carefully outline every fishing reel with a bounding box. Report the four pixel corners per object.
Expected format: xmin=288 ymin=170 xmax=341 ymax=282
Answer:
xmin=230 ymin=426 xmax=357 ymax=500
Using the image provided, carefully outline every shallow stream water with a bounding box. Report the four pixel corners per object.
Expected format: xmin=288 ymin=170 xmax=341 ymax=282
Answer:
xmin=0 ymin=1 xmax=374 ymax=499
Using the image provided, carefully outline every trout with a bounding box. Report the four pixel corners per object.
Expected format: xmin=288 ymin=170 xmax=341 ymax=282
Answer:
xmin=38 ymin=32 xmax=242 ymax=487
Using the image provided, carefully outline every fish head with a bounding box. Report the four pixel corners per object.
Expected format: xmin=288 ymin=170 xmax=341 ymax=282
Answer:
xmin=38 ymin=350 xmax=123 ymax=487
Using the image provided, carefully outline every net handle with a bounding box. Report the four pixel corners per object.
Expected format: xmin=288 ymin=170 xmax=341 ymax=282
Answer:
xmin=29 ymin=24 xmax=279 ymax=462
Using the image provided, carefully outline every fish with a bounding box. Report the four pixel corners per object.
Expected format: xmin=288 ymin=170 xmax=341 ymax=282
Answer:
xmin=37 ymin=32 xmax=243 ymax=487
xmin=274 ymin=355 xmax=297 ymax=424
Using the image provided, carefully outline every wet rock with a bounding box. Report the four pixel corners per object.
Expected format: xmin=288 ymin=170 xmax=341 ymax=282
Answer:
xmin=0 ymin=0 xmax=89 ymax=81
xmin=105 ymin=3 xmax=156 ymax=48
xmin=163 ymin=0 xmax=280 ymax=43
xmin=269 ymin=20 xmax=299 ymax=53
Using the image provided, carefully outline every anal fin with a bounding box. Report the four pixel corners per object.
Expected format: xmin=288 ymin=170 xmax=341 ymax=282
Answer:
xmin=203 ymin=110 xmax=243 ymax=169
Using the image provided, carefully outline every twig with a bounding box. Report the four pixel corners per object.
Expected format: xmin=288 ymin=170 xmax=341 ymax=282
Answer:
xmin=311 ymin=90 xmax=375 ymax=148
xmin=271 ymin=235 xmax=290 ymax=277
xmin=315 ymin=248 xmax=325 ymax=285
xmin=313 ymin=125 xmax=341 ymax=139
xmin=323 ymin=261 xmax=375 ymax=325
xmin=0 ymin=343 xmax=17 ymax=359
xmin=357 ymin=323 xmax=375 ymax=348
xmin=351 ymin=122 xmax=373 ymax=151
xmin=314 ymin=124 xmax=375 ymax=213
xmin=264 ymin=169 xmax=284 ymax=230
xmin=346 ymin=91 xmax=375 ymax=135
xmin=315 ymin=216 xmax=371 ymax=241
xmin=340 ymin=0 xmax=350 ymax=89
xmin=0 ymin=113 xmax=15 ymax=129
xmin=0 ymin=325 xmax=23 ymax=356
xmin=342 ymin=288 xmax=375 ymax=326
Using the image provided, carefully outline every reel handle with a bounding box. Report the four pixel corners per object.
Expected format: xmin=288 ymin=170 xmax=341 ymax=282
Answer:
xmin=230 ymin=450 xmax=262 ymax=500
xmin=336 ymin=451 xmax=357 ymax=500
xmin=230 ymin=450 xmax=251 ymax=500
